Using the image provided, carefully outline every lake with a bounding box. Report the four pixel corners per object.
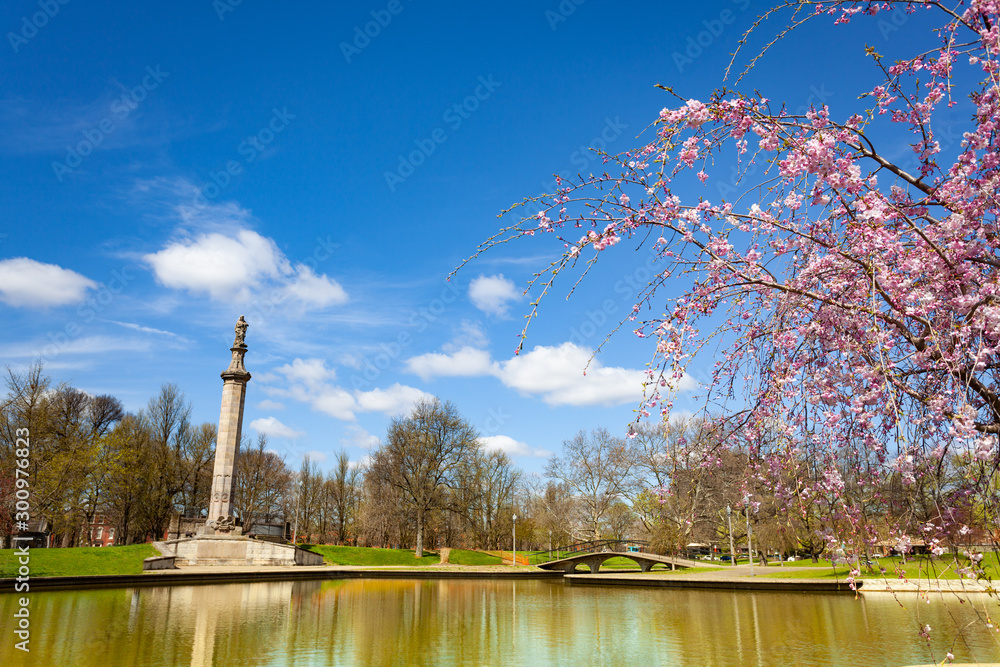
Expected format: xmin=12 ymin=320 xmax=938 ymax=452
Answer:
xmin=2 ymin=578 xmax=998 ymax=665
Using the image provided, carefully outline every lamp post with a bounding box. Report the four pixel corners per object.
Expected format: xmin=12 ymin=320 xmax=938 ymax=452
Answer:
xmin=291 ymin=476 xmax=301 ymax=545
xmin=512 ymin=514 xmax=517 ymax=567
xmin=726 ymin=505 xmax=736 ymax=567
xmin=745 ymin=497 xmax=754 ymax=577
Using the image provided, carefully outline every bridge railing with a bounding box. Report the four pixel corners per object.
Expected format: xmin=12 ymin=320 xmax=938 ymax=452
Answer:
xmin=524 ymin=539 xmax=652 ymax=565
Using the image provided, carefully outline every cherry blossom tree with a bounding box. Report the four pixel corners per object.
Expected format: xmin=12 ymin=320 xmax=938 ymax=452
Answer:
xmin=464 ymin=0 xmax=1000 ymax=598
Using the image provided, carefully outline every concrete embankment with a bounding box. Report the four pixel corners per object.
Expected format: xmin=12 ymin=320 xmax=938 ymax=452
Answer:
xmin=0 ymin=566 xmax=563 ymax=592
xmin=563 ymin=572 xmax=860 ymax=592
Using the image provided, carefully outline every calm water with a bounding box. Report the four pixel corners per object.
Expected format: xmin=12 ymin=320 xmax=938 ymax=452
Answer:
xmin=1 ymin=578 xmax=999 ymax=666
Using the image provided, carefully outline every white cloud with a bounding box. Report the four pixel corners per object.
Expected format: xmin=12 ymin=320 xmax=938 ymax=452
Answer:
xmin=250 ymin=416 xmax=304 ymax=439
xmin=268 ymin=357 xmax=430 ymax=421
xmin=349 ymin=454 xmax=371 ymax=470
xmin=0 ymin=258 xmax=96 ymax=308
xmin=141 ymin=195 xmax=348 ymax=310
xmin=403 ymin=340 xmax=694 ymax=408
xmin=444 ymin=320 xmax=489 ymax=351
xmin=106 ymin=320 xmax=187 ymax=340
xmin=355 ymin=383 xmax=433 ymax=416
xmin=405 ymin=346 xmax=498 ymax=380
xmin=310 ymin=387 xmax=358 ymax=421
xmin=480 ymin=435 xmax=552 ymax=458
xmin=283 ymin=264 xmax=348 ymax=308
xmin=304 ymin=450 xmax=328 ymax=463
xmin=276 ymin=357 xmax=336 ymax=388
xmin=499 ymin=342 xmax=657 ymax=407
xmin=145 ymin=229 xmax=289 ymax=301
xmin=469 ymin=274 xmax=520 ymax=317
xmin=342 ymin=424 xmax=379 ymax=450
xmin=256 ymin=399 xmax=285 ymax=411
xmin=0 ymin=335 xmax=152 ymax=359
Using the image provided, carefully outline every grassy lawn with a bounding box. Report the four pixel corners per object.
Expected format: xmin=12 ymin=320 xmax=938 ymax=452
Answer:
xmin=527 ymin=551 xmax=577 ymax=565
xmin=762 ymin=567 xmax=854 ymax=579
xmin=304 ymin=545 xmax=441 ymax=567
xmin=0 ymin=544 xmax=158 ymax=578
xmin=757 ymin=552 xmax=1000 ymax=581
xmin=447 ymin=549 xmax=503 ymax=566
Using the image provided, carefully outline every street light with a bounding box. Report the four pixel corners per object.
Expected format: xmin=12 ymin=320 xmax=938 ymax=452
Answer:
xmin=512 ymin=514 xmax=517 ymax=567
xmin=726 ymin=505 xmax=737 ymax=567
xmin=744 ymin=496 xmax=754 ymax=577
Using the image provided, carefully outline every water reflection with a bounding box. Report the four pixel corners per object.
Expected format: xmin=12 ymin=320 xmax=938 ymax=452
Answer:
xmin=1 ymin=578 xmax=998 ymax=666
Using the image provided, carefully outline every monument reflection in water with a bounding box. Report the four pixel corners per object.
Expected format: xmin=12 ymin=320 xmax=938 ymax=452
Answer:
xmin=3 ymin=579 xmax=999 ymax=666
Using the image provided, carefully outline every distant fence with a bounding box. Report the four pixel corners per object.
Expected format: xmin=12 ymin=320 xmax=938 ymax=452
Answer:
xmin=489 ymin=550 xmax=530 ymax=566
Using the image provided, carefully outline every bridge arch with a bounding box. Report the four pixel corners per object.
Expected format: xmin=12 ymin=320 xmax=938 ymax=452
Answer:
xmin=540 ymin=551 xmax=691 ymax=574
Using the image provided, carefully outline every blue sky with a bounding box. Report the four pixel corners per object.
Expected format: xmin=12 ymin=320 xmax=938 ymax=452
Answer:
xmin=0 ymin=1 xmax=931 ymax=473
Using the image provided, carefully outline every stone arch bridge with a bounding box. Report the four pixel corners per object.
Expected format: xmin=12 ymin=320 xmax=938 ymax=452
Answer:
xmin=538 ymin=551 xmax=701 ymax=573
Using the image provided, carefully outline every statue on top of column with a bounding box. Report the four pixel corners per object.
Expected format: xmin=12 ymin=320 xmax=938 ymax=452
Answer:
xmin=233 ymin=315 xmax=249 ymax=348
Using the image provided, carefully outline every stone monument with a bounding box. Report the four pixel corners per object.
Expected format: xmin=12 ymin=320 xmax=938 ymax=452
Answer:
xmin=205 ymin=315 xmax=251 ymax=535
xmin=144 ymin=316 xmax=323 ymax=568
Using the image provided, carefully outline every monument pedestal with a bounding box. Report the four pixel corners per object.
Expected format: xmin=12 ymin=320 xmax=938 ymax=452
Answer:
xmin=149 ymin=536 xmax=324 ymax=568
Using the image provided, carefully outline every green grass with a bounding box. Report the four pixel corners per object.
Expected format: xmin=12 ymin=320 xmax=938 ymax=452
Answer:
xmin=304 ymin=545 xmax=441 ymax=567
xmin=756 ymin=552 xmax=1000 ymax=581
xmin=597 ymin=556 xmax=641 ymax=568
xmin=527 ymin=550 xmax=576 ymax=565
xmin=761 ymin=567 xmax=854 ymax=579
xmin=0 ymin=544 xmax=158 ymax=577
xmin=447 ymin=549 xmax=503 ymax=566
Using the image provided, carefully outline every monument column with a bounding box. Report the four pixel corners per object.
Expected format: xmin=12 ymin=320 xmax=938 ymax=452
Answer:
xmin=206 ymin=315 xmax=251 ymax=534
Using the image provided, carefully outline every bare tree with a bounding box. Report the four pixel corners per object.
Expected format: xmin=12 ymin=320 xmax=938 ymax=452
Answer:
xmin=457 ymin=447 xmax=521 ymax=549
xmin=233 ymin=433 xmax=291 ymax=534
xmin=103 ymin=413 xmax=153 ymax=545
xmin=143 ymin=384 xmax=192 ymax=538
xmin=329 ymin=451 xmax=360 ymax=544
xmin=358 ymin=455 xmax=407 ymax=548
xmin=546 ymin=428 xmax=630 ymax=541
xmin=371 ymin=398 xmax=478 ymax=557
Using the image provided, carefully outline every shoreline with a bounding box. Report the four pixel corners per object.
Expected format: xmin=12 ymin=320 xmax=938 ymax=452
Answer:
xmin=3 ymin=564 xmax=992 ymax=594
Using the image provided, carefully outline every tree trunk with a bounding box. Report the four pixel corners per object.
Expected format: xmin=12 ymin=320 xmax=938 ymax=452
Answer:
xmin=415 ymin=512 xmax=424 ymax=558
